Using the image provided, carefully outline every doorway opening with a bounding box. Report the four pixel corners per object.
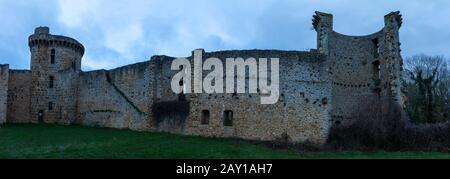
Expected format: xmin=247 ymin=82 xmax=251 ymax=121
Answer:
xmin=38 ymin=110 xmax=44 ymax=122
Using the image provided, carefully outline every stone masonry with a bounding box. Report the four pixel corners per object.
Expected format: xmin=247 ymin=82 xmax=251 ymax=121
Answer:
xmin=0 ymin=12 xmax=404 ymax=144
xmin=0 ymin=64 xmax=9 ymax=125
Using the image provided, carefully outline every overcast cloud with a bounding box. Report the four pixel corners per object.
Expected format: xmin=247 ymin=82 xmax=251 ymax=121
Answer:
xmin=0 ymin=0 xmax=449 ymax=70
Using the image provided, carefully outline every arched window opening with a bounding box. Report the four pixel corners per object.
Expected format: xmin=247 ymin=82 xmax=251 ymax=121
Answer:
xmin=223 ymin=110 xmax=233 ymax=126
xmin=201 ymin=110 xmax=210 ymax=125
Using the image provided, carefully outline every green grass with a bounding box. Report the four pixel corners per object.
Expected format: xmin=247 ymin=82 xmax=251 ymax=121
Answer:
xmin=0 ymin=124 xmax=448 ymax=159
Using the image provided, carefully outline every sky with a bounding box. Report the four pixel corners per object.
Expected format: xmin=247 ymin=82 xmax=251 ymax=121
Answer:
xmin=0 ymin=0 xmax=449 ymax=71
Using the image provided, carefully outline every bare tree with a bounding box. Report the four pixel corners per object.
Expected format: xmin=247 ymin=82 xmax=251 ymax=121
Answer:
xmin=404 ymin=54 xmax=449 ymax=123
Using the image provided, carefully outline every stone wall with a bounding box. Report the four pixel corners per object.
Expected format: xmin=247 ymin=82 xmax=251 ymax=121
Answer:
xmin=56 ymin=69 xmax=80 ymax=124
xmin=151 ymin=50 xmax=332 ymax=144
xmin=149 ymin=55 xmax=184 ymax=133
xmin=380 ymin=12 xmax=404 ymax=113
xmin=77 ymin=61 xmax=152 ymax=131
xmin=1 ymin=12 xmax=404 ymax=145
xmin=0 ymin=65 xmax=9 ymax=124
xmin=7 ymin=70 xmax=31 ymax=123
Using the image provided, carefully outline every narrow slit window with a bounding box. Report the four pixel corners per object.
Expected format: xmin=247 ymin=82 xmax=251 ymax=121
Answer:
xmin=372 ymin=38 xmax=380 ymax=58
xmin=48 ymin=102 xmax=53 ymax=111
xmin=179 ymin=79 xmax=184 ymax=93
xmin=49 ymin=76 xmax=54 ymax=88
xmin=50 ymin=49 xmax=55 ymax=64
xmin=372 ymin=60 xmax=381 ymax=81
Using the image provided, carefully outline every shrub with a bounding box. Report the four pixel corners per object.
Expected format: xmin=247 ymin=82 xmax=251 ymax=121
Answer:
xmin=327 ymin=100 xmax=449 ymax=152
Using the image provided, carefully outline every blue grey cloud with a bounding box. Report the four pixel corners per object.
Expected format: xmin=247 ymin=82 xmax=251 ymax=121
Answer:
xmin=0 ymin=0 xmax=449 ymax=70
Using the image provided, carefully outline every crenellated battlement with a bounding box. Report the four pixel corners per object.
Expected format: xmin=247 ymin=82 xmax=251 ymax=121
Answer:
xmin=28 ymin=27 xmax=84 ymax=55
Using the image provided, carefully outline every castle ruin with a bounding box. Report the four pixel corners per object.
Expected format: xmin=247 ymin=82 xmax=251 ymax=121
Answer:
xmin=0 ymin=12 xmax=404 ymax=144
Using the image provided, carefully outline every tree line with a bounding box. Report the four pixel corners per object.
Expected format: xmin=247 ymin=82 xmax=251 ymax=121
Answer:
xmin=404 ymin=54 xmax=450 ymax=123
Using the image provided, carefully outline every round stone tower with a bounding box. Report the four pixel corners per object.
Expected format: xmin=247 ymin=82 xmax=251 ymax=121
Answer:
xmin=29 ymin=26 xmax=84 ymax=124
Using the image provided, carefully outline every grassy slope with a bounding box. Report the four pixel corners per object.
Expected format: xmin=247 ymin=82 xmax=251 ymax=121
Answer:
xmin=0 ymin=124 xmax=448 ymax=159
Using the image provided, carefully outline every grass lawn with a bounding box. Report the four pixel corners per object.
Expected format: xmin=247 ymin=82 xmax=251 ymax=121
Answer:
xmin=0 ymin=124 xmax=448 ymax=159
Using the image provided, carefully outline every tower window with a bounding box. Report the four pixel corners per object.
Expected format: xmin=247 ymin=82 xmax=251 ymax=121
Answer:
xmin=201 ymin=110 xmax=210 ymax=125
xmin=50 ymin=49 xmax=56 ymax=64
xmin=372 ymin=38 xmax=380 ymax=58
xmin=49 ymin=76 xmax=54 ymax=88
xmin=372 ymin=60 xmax=381 ymax=81
xmin=179 ymin=79 xmax=184 ymax=92
xmin=178 ymin=79 xmax=187 ymax=101
xmin=48 ymin=102 xmax=54 ymax=111
xmin=372 ymin=60 xmax=381 ymax=90
xmin=223 ymin=110 xmax=233 ymax=126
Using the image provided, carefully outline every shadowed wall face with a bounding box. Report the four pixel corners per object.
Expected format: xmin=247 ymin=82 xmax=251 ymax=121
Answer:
xmin=314 ymin=11 xmax=404 ymax=125
xmin=77 ymin=61 xmax=152 ymax=131
xmin=328 ymin=32 xmax=384 ymax=124
xmin=7 ymin=70 xmax=31 ymax=123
